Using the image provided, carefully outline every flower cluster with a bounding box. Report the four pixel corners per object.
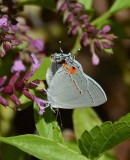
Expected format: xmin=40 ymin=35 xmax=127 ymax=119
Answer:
xmin=0 ymin=54 xmax=48 ymax=115
xmin=0 ymin=1 xmax=44 ymax=57
xmin=57 ymin=0 xmax=115 ymax=65
xmin=0 ymin=1 xmax=47 ymax=114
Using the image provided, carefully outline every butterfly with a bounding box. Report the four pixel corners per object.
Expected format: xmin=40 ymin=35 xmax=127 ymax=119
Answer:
xmin=46 ymin=52 xmax=107 ymax=109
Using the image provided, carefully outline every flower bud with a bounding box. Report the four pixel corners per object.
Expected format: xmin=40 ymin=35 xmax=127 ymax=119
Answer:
xmin=0 ymin=76 xmax=7 ymax=87
xmin=23 ymin=89 xmax=35 ymax=101
xmin=10 ymin=94 xmax=21 ymax=106
xmin=3 ymin=85 xmax=14 ymax=94
xmin=0 ymin=96 xmax=9 ymax=106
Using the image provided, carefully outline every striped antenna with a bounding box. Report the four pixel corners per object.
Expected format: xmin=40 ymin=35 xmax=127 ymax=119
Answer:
xmin=59 ymin=41 xmax=63 ymax=53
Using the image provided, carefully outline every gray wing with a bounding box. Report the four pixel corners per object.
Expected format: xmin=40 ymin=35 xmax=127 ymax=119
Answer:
xmin=47 ymin=67 xmax=107 ymax=109
xmin=46 ymin=61 xmax=62 ymax=86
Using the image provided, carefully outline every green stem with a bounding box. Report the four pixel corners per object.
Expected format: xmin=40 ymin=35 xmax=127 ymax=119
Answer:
xmin=71 ymin=34 xmax=81 ymax=55
xmin=91 ymin=10 xmax=112 ymax=26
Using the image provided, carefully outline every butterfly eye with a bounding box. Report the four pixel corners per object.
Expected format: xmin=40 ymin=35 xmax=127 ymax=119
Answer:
xmin=69 ymin=66 xmax=77 ymax=74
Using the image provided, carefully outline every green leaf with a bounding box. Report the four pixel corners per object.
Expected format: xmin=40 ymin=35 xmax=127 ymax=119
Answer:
xmin=98 ymin=152 xmax=116 ymax=160
xmin=73 ymin=108 xmax=102 ymax=139
xmin=13 ymin=41 xmax=28 ymax=51
xmin=92 ymin=0 xmax=130 ymax=25
xmin=18 ymin=0 xmax=56 ymax=11
xmin=104 ymin=48 xmax=113 ymax=54
xmin=78 ymin=113 xmax=130 ymax=159
xmin=1 ymin=143 xmax=25 ymax=160
xmin=18 ymin=94 xmax=32 ymax=110
xmin=65 ymin=141 xmax=80 ymax=152
xmin=29 ymin=57 xmax=51 ymax=82
xmin=109 ymin=21 xmax=130 ymax=39
xmin=34 ymin=103 xmax=64 ymax=143
xmin=109 ymin=0 xmax=130 ymax=14
xmin=0 ymin=135 xmax=88 ymax=160
xmin=78 ymin=0 xmax=93 ymax=10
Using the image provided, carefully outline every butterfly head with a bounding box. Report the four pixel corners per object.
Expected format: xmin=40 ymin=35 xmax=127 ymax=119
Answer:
xmin=51 ymin=52 xmax=72 ymax=63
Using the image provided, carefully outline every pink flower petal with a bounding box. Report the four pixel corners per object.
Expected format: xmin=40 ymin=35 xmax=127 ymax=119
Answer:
xmin=102 ymin=25 xmax=111 ymax=33
xmin=11 ymin=59 xmax=26 ymax=73
xmin=31 ymin=53 xmax=42 ymax=73
xmin=92 ymin=53 xmax=100 ymax=65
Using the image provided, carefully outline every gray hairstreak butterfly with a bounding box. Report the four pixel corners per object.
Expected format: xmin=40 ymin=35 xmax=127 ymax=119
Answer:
xmin=46 ymin=52 xmax=107 ymax=109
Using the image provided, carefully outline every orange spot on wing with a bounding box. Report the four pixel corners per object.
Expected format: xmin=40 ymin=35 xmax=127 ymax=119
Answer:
xmin=63 ymin=62 xmax=67 ymax=69
xmin=69 ymin=66 xmax=77 ymax=74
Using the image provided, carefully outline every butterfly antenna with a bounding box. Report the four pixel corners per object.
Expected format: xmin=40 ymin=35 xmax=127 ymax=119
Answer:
xmin=59 ymin=41 xmax=63 ymax=53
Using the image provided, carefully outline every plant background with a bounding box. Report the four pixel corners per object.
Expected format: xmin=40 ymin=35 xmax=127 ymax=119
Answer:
xmin=0 ymin=0 xmax=130 ymax=160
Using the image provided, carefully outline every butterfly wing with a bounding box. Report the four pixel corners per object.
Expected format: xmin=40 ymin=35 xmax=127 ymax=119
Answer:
xmin=46 ymin=61 xmax=62 ymax=86
xmin=47 ymin=65 xmax=107 ymax=109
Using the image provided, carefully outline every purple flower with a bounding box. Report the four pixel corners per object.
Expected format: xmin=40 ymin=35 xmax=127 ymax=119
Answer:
xmin=27 ymin=79 xmax=41 ymax=88
xmin=23 ymin=89 xmax=35 ymax=101
xmin=92 ymin=53 xmax=99 ymax=65
xmin=11 ymin=39 xmax=20 ymax=46
xmin=0 ymin=2 xmax=47 ymax=112
xmin=31 ymin=53 xmax=42 ymax=73
xmin=73 ymin=3 xmax=83 ymax=12
xmin=102 ymin=25 xmax=111 ymax=33
xmin=30 ymin=39 xmax=44 ymax=52
xmin=34 ymin=97 xmax=48 ymax=115
xmin=11 ymin=59 xmax=26 ymax=73
xmin=94 ymin=40 xmax=103 ymax=51
xmin=57 ymin=0 xmax=114 ymax=65
xmin=3 ymin=41 xmax=12 ymax=51
xmin=2 ymin=85 xmax=14 ymax=95
xmin=0 ymin=49 xmax=5 ymax=57
xmin=81 ymin=32 xmax=88 ymax=47
xmin=0 ymin=16 xmax=8 ymax=27
xmin=9 ymin=24 xmax=18 ymax=33
xmin=90 ymin=41 xmax=100 ymax=65
xmin=79 ymin=14 xmax=89 ymax=25
xmin=71 ymin=24 xmax=78 ymax=35
xmin=21 ymin=54 xmax=42 ymax=81
xmin=66 ymin=12 xmax=75 ymax=22
xmin=102 ymin=41 xmax=112 ymax=49
xmin=9 ymin=72 xmax=20 ymax=85
xmin=0 ymin=96 xmax=9 ymax=106
xmin=57 ymin=0 xmax=67 ymax=11
xmin=0 ymin=76 xmax=7 ymax=87
xmin=10 ymin=94 xmax=21 ymax=106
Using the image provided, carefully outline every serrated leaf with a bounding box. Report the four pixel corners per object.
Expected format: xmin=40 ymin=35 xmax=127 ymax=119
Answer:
xmin=73 ymin=108 xmax=102 ymax=139
xmin=78 ymin=113 xmax=130 ymax=159
xmin=109 ymin=0 xmax=130 ymax=14
xmin=0 ymin=135 xmax=88 ymax=160
xmin=18 ymin=0 xmax=56 ymax=11
xmin=34 ymin=103 xmax=64 ymax=143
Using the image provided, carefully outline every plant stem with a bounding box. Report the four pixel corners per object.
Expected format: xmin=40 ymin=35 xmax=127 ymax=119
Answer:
xmin=91 ymin=11 xmax=112 ymax=26
xmin=71 ymin=34 xmax=81 ymax=55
